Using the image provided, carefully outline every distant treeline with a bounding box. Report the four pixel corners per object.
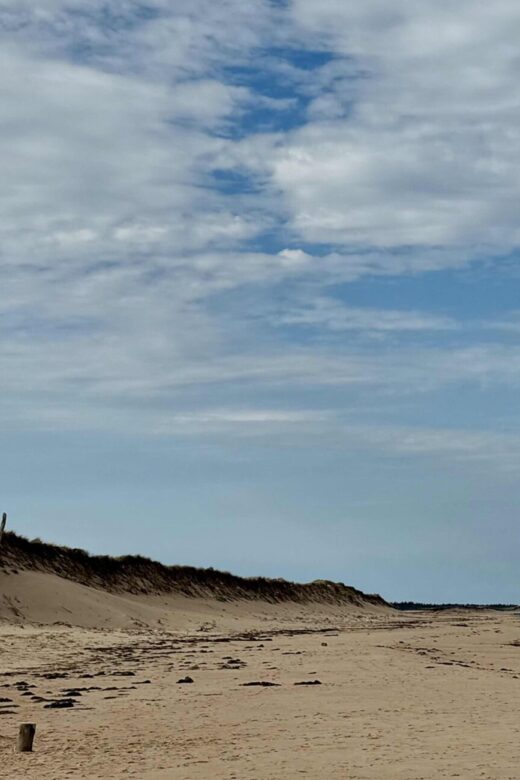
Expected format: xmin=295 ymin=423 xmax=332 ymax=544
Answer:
xmin=392 ymin=602 xmax=518 ymax=611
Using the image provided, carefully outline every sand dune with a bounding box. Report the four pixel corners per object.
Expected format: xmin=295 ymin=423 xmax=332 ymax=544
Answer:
xmin=0 ymin=567 xmax=388 ymax=631
xmin=0 ymin=532 xmax=388 ymax=629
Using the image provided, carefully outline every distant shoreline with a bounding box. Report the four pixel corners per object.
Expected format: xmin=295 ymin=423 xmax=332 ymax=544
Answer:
xmin=392 ymin=602 xmax=518 ymax=611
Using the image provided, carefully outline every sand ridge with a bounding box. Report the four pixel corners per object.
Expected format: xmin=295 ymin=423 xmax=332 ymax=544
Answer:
xmin=0 ymin=532 xmax=387 ymax=624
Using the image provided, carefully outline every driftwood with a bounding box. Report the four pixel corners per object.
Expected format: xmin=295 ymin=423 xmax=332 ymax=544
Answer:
xmin=0 ymin=513 xmax=6 ymax=547
xmin=17 ymin=723 xmax=36 ymax=752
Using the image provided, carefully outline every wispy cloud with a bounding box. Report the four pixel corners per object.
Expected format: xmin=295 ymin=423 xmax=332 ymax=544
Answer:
xmin=269 ymin=296 xmax=457 ymax=333
xmin=1 ymin=0 xmax=520 ymax=473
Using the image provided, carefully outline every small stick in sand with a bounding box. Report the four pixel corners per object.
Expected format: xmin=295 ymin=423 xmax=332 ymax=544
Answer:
xmin=17 ymin=723 xmax=36 ymax=753
xmin=0 ymin=513 xmax=6 ymax=547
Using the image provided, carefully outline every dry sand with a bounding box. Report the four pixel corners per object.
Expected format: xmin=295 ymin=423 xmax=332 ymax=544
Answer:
xmin=0 ymin=577 xmax=519 ymax=779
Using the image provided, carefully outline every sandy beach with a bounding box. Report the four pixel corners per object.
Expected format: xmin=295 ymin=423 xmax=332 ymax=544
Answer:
xmin=0 ymin=603 xmax=518 ymax=779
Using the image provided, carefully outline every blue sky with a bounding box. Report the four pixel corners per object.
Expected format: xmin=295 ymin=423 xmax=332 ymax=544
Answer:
xmin=1 ymin=0 xmax=520 ymax=602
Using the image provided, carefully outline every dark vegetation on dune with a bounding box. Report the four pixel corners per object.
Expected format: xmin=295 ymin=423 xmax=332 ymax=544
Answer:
xmin=0 ymin=531 xmax=388 ymax=607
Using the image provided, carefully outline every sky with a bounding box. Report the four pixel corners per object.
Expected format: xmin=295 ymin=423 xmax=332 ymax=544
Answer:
xmin=1 ymin=0 xmax=519 ymax=603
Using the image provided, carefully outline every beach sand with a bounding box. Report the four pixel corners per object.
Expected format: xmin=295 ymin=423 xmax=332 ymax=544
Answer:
xmin=0 ymin=590 xmax=518 ymax=779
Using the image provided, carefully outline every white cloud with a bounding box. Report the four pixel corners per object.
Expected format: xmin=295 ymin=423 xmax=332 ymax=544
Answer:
xmin=271 ymin=296 xmax=456 ymax=332
xmin=1 ymin=0 xmax=520 ymax=463
xmin=340 ymin=424 xmax=520 ymax=471
xmin=239 ymin=1 xmax=520 ymax=249
xmin=0 ymin=46 xmax=248 ymax=269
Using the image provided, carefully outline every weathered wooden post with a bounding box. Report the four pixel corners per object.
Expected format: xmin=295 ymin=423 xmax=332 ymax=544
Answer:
xmin=17 ymin=723 xmax=36 ymax=752
xmin=0 ymin=512 xmax=6 ymax=546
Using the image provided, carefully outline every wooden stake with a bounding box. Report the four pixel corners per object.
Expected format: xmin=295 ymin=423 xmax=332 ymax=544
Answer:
xmin=0 ymin=513 xmax=6 ymax=547
xmin=17 ymin=723 xmax=36 ymax=753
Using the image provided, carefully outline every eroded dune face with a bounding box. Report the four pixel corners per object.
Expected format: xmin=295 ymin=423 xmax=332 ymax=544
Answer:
xmin=0 ymin=532 xmax=389 ymax=629
xmin=0 ymin=568 xmax=386 ymax=631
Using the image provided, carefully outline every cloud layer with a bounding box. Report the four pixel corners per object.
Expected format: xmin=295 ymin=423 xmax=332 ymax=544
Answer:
xmin=2 ymin=0 xmax=520 ymax=470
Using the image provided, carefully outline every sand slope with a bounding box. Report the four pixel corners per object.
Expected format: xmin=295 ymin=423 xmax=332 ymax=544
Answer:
xmin=0 ymin=569 xmax=185 ymax=629
xmin=0 ymin=568 xmax=387 ymax=630
xmin=0 ymin=532 xmax=389 ymax=629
